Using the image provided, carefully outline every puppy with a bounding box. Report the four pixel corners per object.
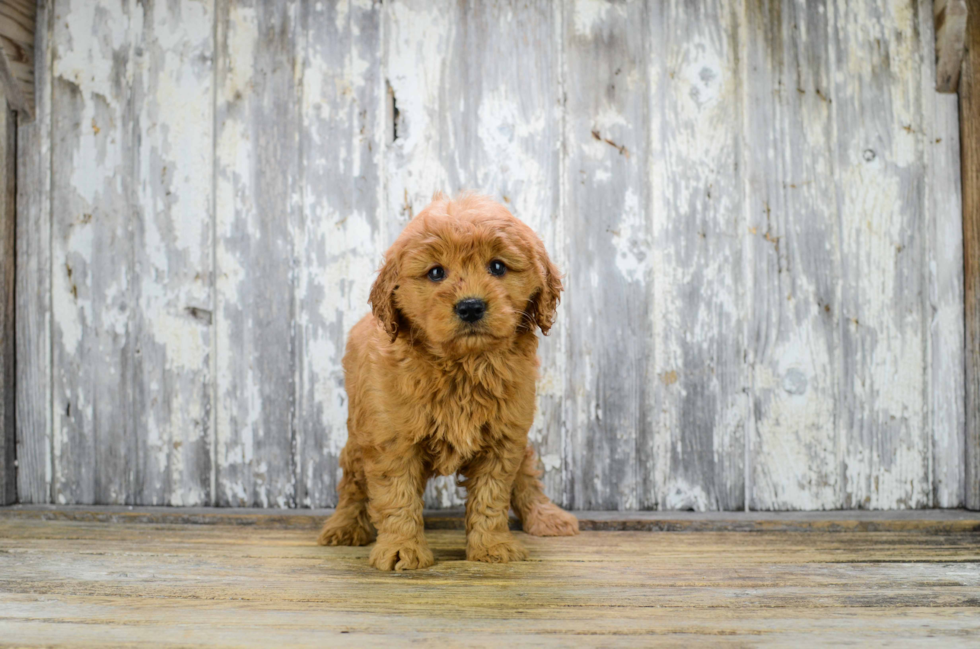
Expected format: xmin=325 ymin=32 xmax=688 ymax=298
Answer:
xmin=317 ymin=193 xmax=578 ymax=571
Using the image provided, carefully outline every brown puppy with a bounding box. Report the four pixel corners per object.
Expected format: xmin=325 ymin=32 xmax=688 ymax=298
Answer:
xmin=317 ymin=193 xmax=578 ymax=571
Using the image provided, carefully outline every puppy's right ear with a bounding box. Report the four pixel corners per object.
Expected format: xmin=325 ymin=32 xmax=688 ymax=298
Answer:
xmin=369 ymin=256 xmax=400 ymax=341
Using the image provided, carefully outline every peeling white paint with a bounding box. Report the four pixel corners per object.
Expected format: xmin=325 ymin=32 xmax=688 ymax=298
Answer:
xmin=571 ymin=0 xmax=623 ymax=37
xmin=36 ymin=0 xmax=964 ymax=511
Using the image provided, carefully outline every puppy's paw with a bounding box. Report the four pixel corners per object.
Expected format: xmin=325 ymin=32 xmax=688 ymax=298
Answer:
xmin=522 ymin=502 xmax=580 ymax=537
xmin=317 ymin=518 xmax=375 ymax=547
xmin=467 ymin=532 xmax=529 ymax=563
xmin=369 ymin=539 xmax=435 ymax=571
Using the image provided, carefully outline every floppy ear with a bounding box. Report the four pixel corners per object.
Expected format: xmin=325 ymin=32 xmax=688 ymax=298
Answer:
xmin=369 ymin=256 xmax=400 ymax=341
xmin=530 ymin=241 xmax=563 ymax=335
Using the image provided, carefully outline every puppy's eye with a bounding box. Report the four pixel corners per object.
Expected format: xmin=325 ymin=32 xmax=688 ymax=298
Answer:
xmin=488 ymin=260 xmax=507 ymax=277
xmin=427 ymin=266 xmax=446 ymax=282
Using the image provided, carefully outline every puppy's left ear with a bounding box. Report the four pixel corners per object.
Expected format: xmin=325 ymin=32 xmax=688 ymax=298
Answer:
xmin=531 ymin=241 xmax=563 ymax=335
xmin=369 ymin=256 xmax=400 ymax=341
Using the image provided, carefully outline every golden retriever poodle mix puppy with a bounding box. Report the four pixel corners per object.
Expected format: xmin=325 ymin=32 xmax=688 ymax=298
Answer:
xmin=317 ymin=193 xmax=578 ymax=571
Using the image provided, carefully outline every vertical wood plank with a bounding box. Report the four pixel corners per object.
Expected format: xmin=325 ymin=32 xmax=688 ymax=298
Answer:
xmin=563 ymin=0 xmax=648 ymax=510
xmin=386 ymin=0 xmax=562 ymax=508
xmin=50 ymin=0 xmax=138 ymax=503
xmin=131 ymin=0 xmax=214 ymax=505
xmin=49 ymin=0 xmax=215 ymax=505
xmin=293 ymin=0 xmax=383 ymax=508
xmin=214 ymin=0 xmax=301 ymax=507
xmin=644 ymin=0 xmax=746 ymax=510
xmin=0 ymin=87 xmax=15 ymax=505
xmin=743 ymin=0 xmax=841 ymax=510
xmin=962 ymin=0 xmax=980 ymax=511
xmin=833 ymin=0 xmax=930 ymax=509
xmin=920 ymin=0 xmax=965 ymax=508
xmin=15 ymin=0 xmax=51 ymax=503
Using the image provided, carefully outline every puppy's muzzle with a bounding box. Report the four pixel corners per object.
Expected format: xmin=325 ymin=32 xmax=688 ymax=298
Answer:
xmin=455 ymin=298 xmax=486 ymax=323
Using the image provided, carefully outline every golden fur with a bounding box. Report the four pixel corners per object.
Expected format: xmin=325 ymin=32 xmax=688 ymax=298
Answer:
xmin=317 ymin=193 xmax=578 ymax=571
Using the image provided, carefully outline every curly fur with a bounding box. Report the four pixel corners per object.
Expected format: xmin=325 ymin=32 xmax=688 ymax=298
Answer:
xmin=317 ymin=194 xmax=578 ymax=571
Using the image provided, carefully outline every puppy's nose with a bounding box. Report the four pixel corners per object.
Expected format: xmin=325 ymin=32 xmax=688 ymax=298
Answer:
xmin=455 ymin=298 xmax=486 ymax=323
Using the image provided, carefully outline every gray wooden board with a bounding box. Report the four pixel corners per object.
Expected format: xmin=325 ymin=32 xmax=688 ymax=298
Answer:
xmin=919 ymin=0 xmax=966 ymax=508
xmin=833 ymin=0 xmax=931 ymax=509
xmin=214 ymin=0 xmax=302 ymax=507
xmin=0 ymin=87 xmax=14 ymax=505
xmin=130 ymin=0 xmax=215 ymax=505
xmin=293 ymin=0 xmax=383 ymax=508
xmin=563 ymin=0 xmax=649 ymax=510
xmin=962 ymin=0 xmax=980 ymax=512
xmin=14 ymin=0 xmax=50 ymax=504
xmin=743 ymin=0 xmax=841 ymax=510
xmin=16 ymin=0 xmax=970 ymax=511
xmin=51 ymin=0 xmax=140 ymax=504
xmin=644 ymin=0 xmax=747 ymax=511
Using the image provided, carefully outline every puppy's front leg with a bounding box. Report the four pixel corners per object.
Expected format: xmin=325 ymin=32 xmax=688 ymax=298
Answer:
xmin=462 ymin=443 xmax=529 ymax=563
xmin=365 ymin=452 xmax=434 ymax=571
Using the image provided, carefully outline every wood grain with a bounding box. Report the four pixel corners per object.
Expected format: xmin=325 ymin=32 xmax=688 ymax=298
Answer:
xmin=293 ymin=0 xmax=384 ymax=508
xmin=13 ymin=0 xmax=971 ymax=511
xmin=833 ymin=0 xmax=930 ymax=509
xmin=645 ymin=0 xmax=746 ymax=511
xmin=48 ymin=0 xmax=215 ymax=506
xmin=14 ymin=0 xmax=50 ymax=504
xmin=934 ymin=0 xmax=968 ymax=92
xmin=0 ymin=86 xmax=14 ymax=505
xmin=214 ymin=0 xmax=302 ymax=508
xmin=920 ymin=0 xmax=966 ymax=508
xmin=0 ymin=0 xmax=34 ymax=117
xmin=50 ymin=0 xmax=140 ymax=504
xmin=743 ymin=0 xmax=841 ymax=510
xmin=563 ymin=0 xmax=649 ymax=510
xmin=0 ymin=517 xmax=979 ymax=646
xmin=4 ymin=504 xmax=980 ymax=533
xmin=963 ymin=0 xmax=980 ymax=511
xmin=130 ymin=0 xmax=215 ymax=505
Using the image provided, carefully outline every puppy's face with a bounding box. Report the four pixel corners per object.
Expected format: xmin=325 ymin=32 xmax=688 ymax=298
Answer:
xmin=370 ymin=195 xmax=561 ymax=354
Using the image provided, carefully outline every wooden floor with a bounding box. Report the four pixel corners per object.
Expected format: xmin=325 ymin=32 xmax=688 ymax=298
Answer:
xmin=1 ymin=510 xmax=980 ymax=647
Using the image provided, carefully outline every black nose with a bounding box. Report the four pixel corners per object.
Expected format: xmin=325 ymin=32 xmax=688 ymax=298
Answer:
xmin=455 ymin=298 xmax=486 ymax=323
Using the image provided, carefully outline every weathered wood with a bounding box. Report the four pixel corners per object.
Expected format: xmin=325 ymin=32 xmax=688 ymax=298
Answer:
xmin=0 ymin=85 xmax=15 ymax=505
xmin=644 ymin=0 xmax=746 ymax=511
xmin=214 ymin=0 xmax=302 ymax=507
xmin=14 ymin=0 xmax=49 ymax=503
xmin=934 ymin=0 xmax=968 ymax=93
xmin=963 ymin=0 xmax=980 ymax=511
xmin=743 ymin=0 xmax=841 ymax=510
xmin=0 ymin=0 xmax=34 ymax=118
xmin=293 ymin=0 xmax=383 ymax=508
xmin=15 ymin=0 xmax=971 ymax=511
xmin=130 ymin=0 xmax=215 ymax=505
xmin=49 ymin=0 xmax=214 ymax=505
xmin=833 ymin=0 xmax=930 ymax=509
xmin=4 ymin=504 xmax=980 ymax=533
xmin=920 ymin=0 xmax=966 ymax=507
xmin=1 ymin=519 xmax=980 ymax=646
xmin=50 ymin=0 xmax=139 ymax=504
xmin=563 ymin=0 xmax=649 ymax=510
xmin=385 ymin=0 xmax=563 ymax=508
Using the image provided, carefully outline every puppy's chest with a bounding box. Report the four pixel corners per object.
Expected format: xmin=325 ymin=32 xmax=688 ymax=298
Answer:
xmin=415 ymin=371 xmax=506 ymax=476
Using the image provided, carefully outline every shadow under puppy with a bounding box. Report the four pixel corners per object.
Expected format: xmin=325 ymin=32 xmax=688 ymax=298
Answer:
xmin=318 ymin=193 xmax=578 ymax=571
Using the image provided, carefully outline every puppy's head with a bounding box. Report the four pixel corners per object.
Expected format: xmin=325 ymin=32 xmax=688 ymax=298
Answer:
xmin=369 ymin=194 xmax=562 ymax=354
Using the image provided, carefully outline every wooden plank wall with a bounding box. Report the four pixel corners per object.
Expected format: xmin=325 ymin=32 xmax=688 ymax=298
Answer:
xmin=14 ymin=0 xmax=967 ymax=510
